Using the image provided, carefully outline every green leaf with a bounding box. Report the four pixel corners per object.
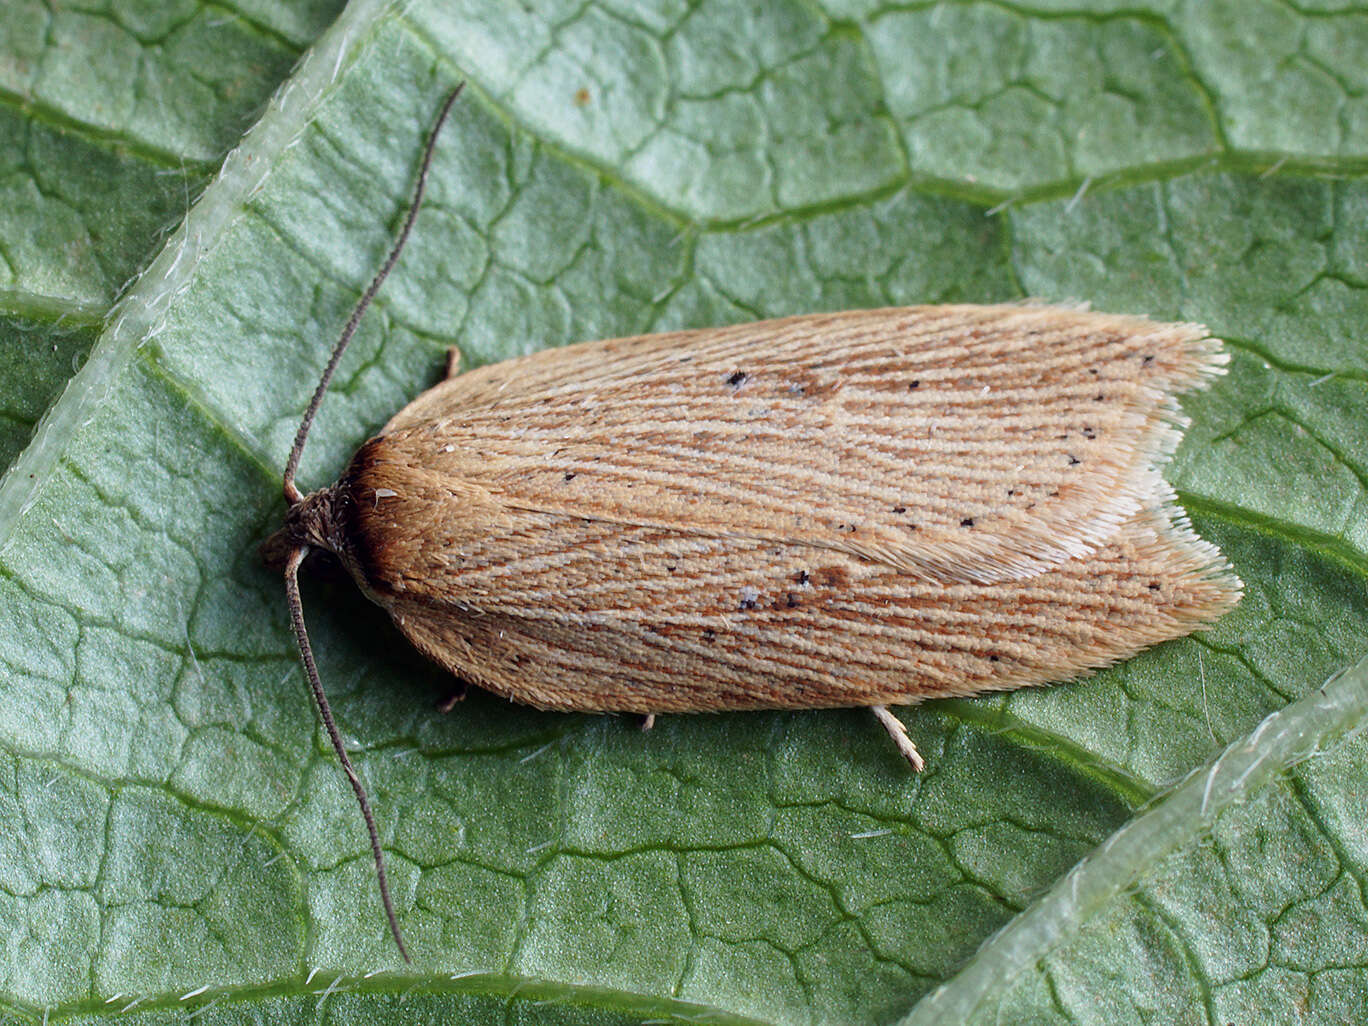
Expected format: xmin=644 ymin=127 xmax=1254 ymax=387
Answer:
xmin=0 ymin=0 xmax=345 ymax=471
xmin=1 ymin=1 xmax=1365 ymax=1023
xmin=908 ymin=655 xmax=1368 ymax=1025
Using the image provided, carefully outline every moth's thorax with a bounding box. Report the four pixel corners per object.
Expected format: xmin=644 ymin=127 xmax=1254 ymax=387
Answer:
xmin=332 ymin=434 xmax=498 ymax=603
xmin=262 ymin=439 xmax=410 ymax=598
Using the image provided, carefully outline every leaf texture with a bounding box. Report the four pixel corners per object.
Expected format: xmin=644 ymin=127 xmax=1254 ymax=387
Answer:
xmin=0 ymin=0 xmax=1364 ymax=1022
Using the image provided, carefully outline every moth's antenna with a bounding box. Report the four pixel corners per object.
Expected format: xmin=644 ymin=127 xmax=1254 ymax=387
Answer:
xmin=284 ymin=548 xmax=410 ymax=961
xmin=278 ymin=87 xmax=466 ymax=961
xmin=283 ymin=83 xmax=466 ymax=505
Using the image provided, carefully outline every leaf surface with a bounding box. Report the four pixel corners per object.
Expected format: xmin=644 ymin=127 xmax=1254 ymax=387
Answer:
xmin=0 ymin=1 xmax=1365 ymax=1023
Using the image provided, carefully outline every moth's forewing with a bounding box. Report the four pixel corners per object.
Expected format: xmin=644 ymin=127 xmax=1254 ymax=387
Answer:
xmin=328 ymin=305 xmax=1240 ymax=714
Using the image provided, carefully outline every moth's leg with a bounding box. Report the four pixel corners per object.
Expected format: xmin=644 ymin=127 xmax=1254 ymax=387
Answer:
xmin=639 ymin=713 xmax=656 ymax=731
xmin=437 ymin=680 xmax=468 ymax=714
xmin=444 ymin=347 xmax=463 ymax=379
xmin=870 ymin=705 xmax=924 ymax=771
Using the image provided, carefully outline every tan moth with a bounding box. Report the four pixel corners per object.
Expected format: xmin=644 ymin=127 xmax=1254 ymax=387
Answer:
xmin=264 ymin=88 xmax=1242 ymax=958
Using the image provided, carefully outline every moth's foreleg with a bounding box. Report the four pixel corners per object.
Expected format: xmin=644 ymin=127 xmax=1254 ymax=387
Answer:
xmin=436 ymin=680 xmax=467 ymax=713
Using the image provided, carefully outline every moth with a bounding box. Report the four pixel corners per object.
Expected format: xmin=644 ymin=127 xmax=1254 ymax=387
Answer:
xmin=264 ymin=88 xmax=1242 ymax=958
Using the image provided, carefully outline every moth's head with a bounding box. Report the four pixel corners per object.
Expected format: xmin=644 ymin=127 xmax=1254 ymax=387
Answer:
xmin=260 ymin=487 xmax=345 ymax=573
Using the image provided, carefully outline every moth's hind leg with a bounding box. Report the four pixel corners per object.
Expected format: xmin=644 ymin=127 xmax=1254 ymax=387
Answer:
xmin=444 ymin=347 xmax=463 ymax=379
xmin=871 ymin=705 xmax=924 ymax=771
xmin=639 ymin=713 xmax=656 ymax=731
